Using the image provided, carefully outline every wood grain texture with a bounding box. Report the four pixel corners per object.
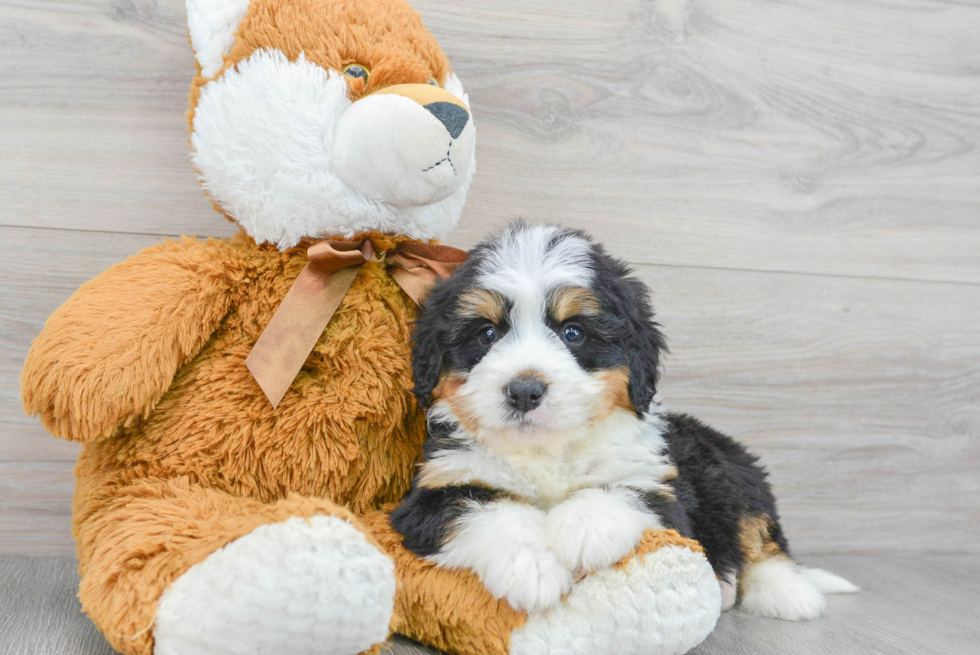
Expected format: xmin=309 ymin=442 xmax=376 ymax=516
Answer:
xmin=2 ymin=554 xmax=977 ymax=655
xmin=0 ymin=462 xmax=76 ymax=558
xmin=0 ymin=556 xmax=114 ymax=655
xmin=437 ymin=0 xmax=980 ymax=283
xmin=1 ymin=0 xmax=978 ymax=280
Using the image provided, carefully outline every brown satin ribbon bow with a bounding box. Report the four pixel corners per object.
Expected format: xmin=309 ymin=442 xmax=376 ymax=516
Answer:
xmin=245 ymin=239 xmax=467 ymax=408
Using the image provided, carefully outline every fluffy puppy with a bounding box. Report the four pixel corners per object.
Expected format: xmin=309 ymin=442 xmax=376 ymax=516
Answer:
xmin=391 ymin=222 xmax=857 ymax=617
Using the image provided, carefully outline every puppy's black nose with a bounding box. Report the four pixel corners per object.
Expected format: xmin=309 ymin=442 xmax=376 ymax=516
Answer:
xmin=505 ymin=377 xmax=547 ymax=412
xmin=424 ymin=101 xmax=469 ymax=139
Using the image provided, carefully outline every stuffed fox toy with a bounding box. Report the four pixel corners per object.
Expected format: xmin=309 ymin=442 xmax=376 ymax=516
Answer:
xmin=21 ymin=1 xmax=720 ymax=654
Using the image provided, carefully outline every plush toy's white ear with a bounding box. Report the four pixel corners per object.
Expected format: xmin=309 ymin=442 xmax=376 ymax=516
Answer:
xmin=187 ymin=0 xmax=252 ymax=78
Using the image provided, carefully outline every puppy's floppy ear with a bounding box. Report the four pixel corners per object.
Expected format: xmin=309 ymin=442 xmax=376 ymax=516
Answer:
xmin=591 ymin=245 xmax=668 ymax=416
xmin=411 ymin=279 xmax=457 ymax=409
xmin=622 ymin=280 xmax=667 ymax=415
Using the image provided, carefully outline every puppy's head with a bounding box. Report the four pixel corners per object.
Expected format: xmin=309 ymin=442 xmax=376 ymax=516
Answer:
xmin=412 ymin=222 xmax=667 ymax=442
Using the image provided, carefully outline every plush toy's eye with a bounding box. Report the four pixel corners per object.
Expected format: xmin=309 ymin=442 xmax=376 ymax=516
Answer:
xmin=343 ymin=64 xmax=370 ymax=81
xmin=428 ymin=77 xmax=440 ymax=87
xmin=477 ymin=325 xmax=498 ymax=346
xmin=561 ymin=324 xmax=585 ymax=345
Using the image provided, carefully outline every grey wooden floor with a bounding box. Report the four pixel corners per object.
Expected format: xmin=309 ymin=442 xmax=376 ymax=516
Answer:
xmin=1 ymin=0 xmax=979 ymax=653
xmin=3 ymin=554 xmax=977 ymax=655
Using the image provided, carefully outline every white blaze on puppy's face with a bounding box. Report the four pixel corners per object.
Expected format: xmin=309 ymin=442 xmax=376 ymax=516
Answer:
xmin=454 ymin=325 xmax=602 ymax=436
xmin=434 ymin=226 xmax=610 ymax=448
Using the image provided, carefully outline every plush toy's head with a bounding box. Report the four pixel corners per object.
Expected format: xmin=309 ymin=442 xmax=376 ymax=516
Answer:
xmin=187 ymin=0 xmax=475 ymax=249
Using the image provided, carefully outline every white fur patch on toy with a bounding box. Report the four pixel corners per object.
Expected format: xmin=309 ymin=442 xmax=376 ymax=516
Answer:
xmin=191 ymin=48 xmax=475 ymax=250
xmin=186 ymin=0 xmax=251 ymax=78
xmin=153 ymin=515 xmax=395 ymax=655
xmin=332 ymin=92 xmax=476 ymax=207
xmin=510 ymin=544 xmax=721 ymax=655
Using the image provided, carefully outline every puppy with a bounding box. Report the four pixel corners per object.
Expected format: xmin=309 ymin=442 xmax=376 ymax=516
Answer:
xmin=391 ymin=222 xmax=857 ymax=617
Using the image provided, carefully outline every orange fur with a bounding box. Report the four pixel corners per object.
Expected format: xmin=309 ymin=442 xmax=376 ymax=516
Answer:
xmin=549 ymin=286 xmax=601 ymax=323
xmin=457 ymin=289 xmax=507 ymax=324
xmin=24 ymin=232 xmax=426 ymax=653
xmin=592 ymin=367 xmax=635 ymax=419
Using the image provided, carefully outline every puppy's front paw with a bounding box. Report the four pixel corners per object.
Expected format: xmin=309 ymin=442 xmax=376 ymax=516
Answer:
xmin=481 ymin=545 xmax=574 ymax=612
xmin=545 ymin=488 xmax=659 ymax=573
xmin=428 ymin=501 xmax=574 ymax=613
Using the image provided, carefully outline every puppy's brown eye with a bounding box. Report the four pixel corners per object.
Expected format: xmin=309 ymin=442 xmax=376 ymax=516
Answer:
xmin=477 ymin=325 xmax=498 ymax=346
xmin=343 ymin=64 xmax=370 ymax=81
xmin=561 ymin=324 xmax=585 ymax=345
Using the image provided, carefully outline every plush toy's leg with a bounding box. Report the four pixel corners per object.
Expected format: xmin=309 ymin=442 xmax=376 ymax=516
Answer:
xmin=73 ymin=477 xmax=395 ymax=655
xmin=362 ymin=512 xmax=721 ymax=655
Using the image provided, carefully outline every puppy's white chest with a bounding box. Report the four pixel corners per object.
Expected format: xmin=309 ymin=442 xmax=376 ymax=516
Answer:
xmin=504 ymin=454 xmax=578 ymax=508
xmin=497 ymin=414 xmax=671 ymax=507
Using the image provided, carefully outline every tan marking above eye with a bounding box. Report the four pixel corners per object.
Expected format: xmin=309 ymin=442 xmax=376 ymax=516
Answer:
xmin=457 ymin=289 xmax=506 ymax=324
xmin=550 ymin=286 xmax=601 ymax=323
xmin=433 ymin=372 xmax=465 ymax=401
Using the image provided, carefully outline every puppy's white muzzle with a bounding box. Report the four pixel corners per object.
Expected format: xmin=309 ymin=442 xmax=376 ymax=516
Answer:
xmin=331 ymin=84 xmax=476 ymax=207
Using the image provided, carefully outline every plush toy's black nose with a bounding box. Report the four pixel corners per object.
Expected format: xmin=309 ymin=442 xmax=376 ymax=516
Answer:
xmin=505 ymin=377 xmax=548 ymax=412
xmin=424 ymin=101 xmax=469 ymax=139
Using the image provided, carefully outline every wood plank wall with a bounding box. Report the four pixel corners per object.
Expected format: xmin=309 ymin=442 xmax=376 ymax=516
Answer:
xmin=1 ymin=0 xmax=977 ymax=556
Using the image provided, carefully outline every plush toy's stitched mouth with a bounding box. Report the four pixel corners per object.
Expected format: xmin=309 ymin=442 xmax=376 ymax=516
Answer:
xmin=422 ymin=143 xmax=457 ymax=174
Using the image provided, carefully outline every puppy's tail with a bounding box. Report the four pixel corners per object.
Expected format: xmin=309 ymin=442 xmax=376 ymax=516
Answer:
xmin=735 ymin=516 xmax=858 ymax=621
xmin=799 ymin=566 xmax=860 ymax=594
xmin=739 ymin=559 xmax=858 ymax=621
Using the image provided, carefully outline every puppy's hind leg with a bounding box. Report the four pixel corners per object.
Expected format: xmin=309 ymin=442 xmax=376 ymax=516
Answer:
xmin=718 ymin=571 xmax=737 ymax=611
xmin=736 ymin=515 xmax=857 ymax=621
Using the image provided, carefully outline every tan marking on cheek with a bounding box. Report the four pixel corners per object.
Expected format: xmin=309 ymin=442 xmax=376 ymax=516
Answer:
xmin=550 ymin=286 xmax=601 ymax=323
xmin=433 ymin=372 xmax=464 ymax=402
xmin=433 ymin=372 xmax=483 ymax=436
xmin=456 ymin=289 xmax=506 ymax=324
xmin=592 ymin=367 xmax=634 ymax=421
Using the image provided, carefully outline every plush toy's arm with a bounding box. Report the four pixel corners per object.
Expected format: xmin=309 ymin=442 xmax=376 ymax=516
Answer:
xmin=21 ymin=237 xmax=243 ymax=442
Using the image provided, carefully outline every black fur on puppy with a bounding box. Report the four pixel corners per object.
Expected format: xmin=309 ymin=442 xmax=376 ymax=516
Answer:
xmin=391 ymin=221 xmax=857 ymax=617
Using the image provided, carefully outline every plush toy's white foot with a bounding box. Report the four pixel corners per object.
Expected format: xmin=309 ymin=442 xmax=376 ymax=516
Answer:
xmin=509 ymin=544 xmax=720 ymax=655
xmin=738 ymin=559 xmax=858 ymax=621
xmin=153 ymin=515 xmax=395 ymax=655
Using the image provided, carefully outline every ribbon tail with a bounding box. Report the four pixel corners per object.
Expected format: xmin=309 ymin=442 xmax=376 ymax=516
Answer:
xmin=389 ymin=265 xmax=441 ymax=306
xmin=245 ymin=264 xmax=361 ymax=408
